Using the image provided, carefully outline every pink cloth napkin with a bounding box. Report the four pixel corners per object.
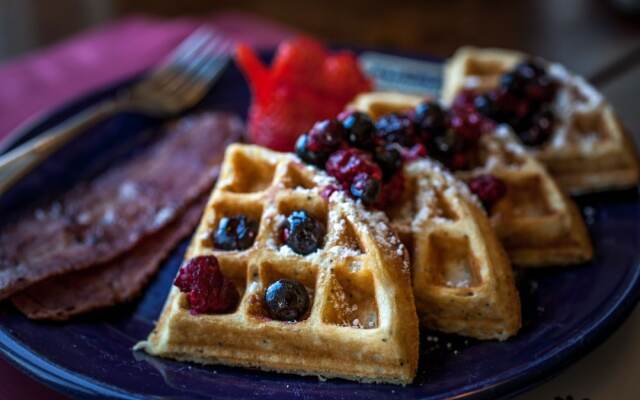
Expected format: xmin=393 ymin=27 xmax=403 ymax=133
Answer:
xmin=0 ymin=12 xmax=294 ymax=400
xmin=0 ymin=11 xmax=296 ymax=143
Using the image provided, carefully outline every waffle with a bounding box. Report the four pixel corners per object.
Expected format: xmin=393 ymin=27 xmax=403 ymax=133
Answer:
xmin=137 ymin=144 xmax=419 ymax=384
xmin=441 ymin=46 xmax=640 ymax=194
xmin=348 ymin=91 xmax=593 ymax=267
xmin=388 ymin=158 xmax=521 ymax=339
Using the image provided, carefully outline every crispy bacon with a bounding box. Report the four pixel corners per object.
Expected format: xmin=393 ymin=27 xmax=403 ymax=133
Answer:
xmin=11 ymin=195 xmax=207 ymax=320
xmin=0 ymin=113 xmax=242 ymax=300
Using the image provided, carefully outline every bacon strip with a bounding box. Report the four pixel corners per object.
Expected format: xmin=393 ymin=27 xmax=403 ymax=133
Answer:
xmin=0 ymin=113 xmax=242 ymax=300
xmin=11 ymin=195 xmax=207 ymax=320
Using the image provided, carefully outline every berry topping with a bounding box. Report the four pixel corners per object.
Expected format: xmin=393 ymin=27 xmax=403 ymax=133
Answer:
xmin=308 ymin=119 xmax=344 ymax=152
xmin=375 ymin=113 xmax=417 ymax=147
xmin=413 ymin=101 xmax=447 ymax=141
xmin=264 ymin=279 xmax=310 ymax=321
xmin=174 ymin=255 xmax=239 ymax=315
xmin=325 ymin=148 xmax=383 ymax=185
xmin=213 ymin=216 xmax=258 ymax=251
xmin=467 ymin=175 xmax=507 ymax=209
xmin=374 ymin=143 xmax=403 ymax=179
xmin=283 ymin=210 xmax=325 ymax=255
xmin=350 ymin=173 xmax=382 ymax=206
xmin=339 ymin=111 xmax=375 ymax=149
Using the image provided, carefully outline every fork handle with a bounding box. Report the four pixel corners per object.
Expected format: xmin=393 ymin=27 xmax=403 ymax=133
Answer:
xmin=0 ymin=99 xmax=125 ymax=197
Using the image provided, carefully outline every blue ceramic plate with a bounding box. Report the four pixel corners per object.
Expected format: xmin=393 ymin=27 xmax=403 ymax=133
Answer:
xmin=0 ymin=50 xmax=639 ymax=400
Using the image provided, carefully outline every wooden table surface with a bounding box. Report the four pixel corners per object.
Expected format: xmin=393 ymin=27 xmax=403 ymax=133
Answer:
xmin=0 ymin=1 xmax=639 ymax=399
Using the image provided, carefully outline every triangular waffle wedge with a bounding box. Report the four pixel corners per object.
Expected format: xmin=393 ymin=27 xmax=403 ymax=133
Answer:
xmin=348 ymin=91 xmax=592 ymax=267
xmin=388 ymin=158 xmax=521 ymax=340
xmin=137 ymin=144 xmax=419 ymax=384
xmin=441 ymin=46 xmax=640 ymax=194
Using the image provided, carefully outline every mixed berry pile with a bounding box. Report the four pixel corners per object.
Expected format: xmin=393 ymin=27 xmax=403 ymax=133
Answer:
xmin=235 ymin=37 xmax=372 ymax=151
xmin=454 ymin=59 xmax=559 ymax=147
xmin=295 ymin=100 xmax=507 ymax=210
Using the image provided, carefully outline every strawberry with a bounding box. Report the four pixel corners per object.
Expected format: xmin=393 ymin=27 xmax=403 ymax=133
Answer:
xmin=235 ymin=37 xmax=372 ymax=152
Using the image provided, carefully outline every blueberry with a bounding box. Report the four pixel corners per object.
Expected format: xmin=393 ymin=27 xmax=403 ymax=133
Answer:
xmin=514 ymin=59 xmax=546 ymax=80
xmin=295 ymin=134 xmax=329 ymax=167
xmin=374 ymin=144 xmax=402 ymax=180
xmin=413 ymin=101 xmax=447 ymax=140
xmin=517 ymin=109 xmax=554 ymax=147
xmin=213 ymin=215 xmax=258 ymax=251
xmin=500 ymin=71 xmax=526 ymax=95
xmin=340 ymin=111 xmax=375 ymax=149
xmin=375 ymin=113 xmax=416 ymax=147
xmin=308 ymin=119 xmax=343 ymax=152
xmin=473 ymin=94 xmax=495 ymax=118
xmin=283 ymin=210 xmax=325 ymax=255
xmin=350 ymin=173 xmax=381 ymax=206
xmin=264 ymin=279 xmax=310 ymax=321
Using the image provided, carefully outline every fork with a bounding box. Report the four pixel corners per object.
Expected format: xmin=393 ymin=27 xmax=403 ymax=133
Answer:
xmin=0 ymin=27 xmax=232 ymax=197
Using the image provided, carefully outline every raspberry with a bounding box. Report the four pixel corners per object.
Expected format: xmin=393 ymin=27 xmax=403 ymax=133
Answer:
xmin=467 ymin=175 xmax=507 ymax=209
xmin=451 ymin=89 xmax=478 ymax=114
xmin=449 ymin=110 xmax=489 ymax=141
xmin=325 ymin=148 xmax=383 ymax=185
xmin=174 ymin=255 xmax=239 ymax=315
xmin=400 ymin=143 xmax=428 ymax=162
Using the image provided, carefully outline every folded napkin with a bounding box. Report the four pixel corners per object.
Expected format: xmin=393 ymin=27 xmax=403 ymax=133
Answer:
xmin=0 ymin=12 xmax=294 ymax=400
xmin=0 ymin=12 xmax=295 ymax=142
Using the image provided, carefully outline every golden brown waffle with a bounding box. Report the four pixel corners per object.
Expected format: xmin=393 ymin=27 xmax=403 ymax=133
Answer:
xmin=387 ymin=158 xmax=521 ymax=340
xmin=441 ymin=46 xmax=640 ymax=194
xmin=137 ymin=144 xmax=419 ymax=384
xmin=348 ymin=91 xmax=592 ymax=267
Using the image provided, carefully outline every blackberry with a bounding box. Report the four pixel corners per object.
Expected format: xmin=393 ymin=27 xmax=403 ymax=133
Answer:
xmin=283 ymin=210 xmax=325 ymax=255
xmin=213 ymin=216 xmax=258 ymax=251
xmin=264 ymin=279 xmax=310 ymax=321
xmin=340 ymin=111 xmax=375 ymax=149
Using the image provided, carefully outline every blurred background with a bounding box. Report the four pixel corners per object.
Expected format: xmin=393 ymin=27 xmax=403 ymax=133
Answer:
xmin=2 ymin=0 xmax=639 ymax=130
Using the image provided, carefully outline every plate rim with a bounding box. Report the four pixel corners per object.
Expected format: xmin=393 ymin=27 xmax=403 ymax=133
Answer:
xmin=0 ymin=48 xmax=639 ymax=400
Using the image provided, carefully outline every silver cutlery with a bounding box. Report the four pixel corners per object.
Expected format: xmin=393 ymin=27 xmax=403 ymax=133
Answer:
xmin=0 ymin=27 xmax=232 ymax=196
